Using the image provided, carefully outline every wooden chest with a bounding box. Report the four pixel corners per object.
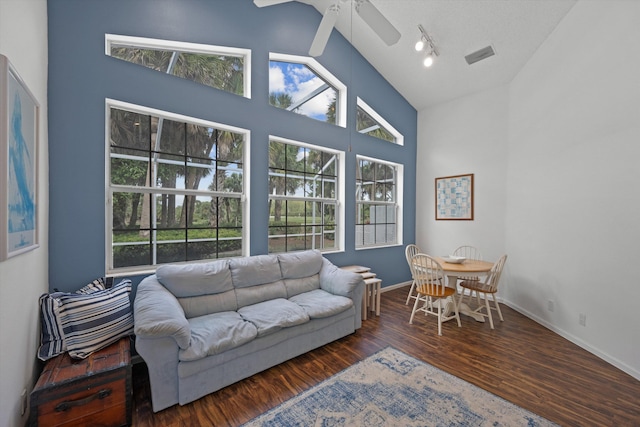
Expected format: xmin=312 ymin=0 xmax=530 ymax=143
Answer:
xmin=30 ymin=337 xmax=132 ymax=427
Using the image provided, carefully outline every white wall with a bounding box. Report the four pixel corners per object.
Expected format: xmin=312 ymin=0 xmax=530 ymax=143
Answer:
xmin=0 ymin=1 xmax=49 ymax=426
xmin=417 ymin=0 xmax=640 ymax=379
xmin=505 ymin=0 xmax=640 ymax=378
xmin=417 ymin=85 xmax=509 ymax=264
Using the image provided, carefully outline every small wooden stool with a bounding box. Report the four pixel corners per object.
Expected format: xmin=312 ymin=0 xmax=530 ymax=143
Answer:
xmin=364 ymin=277 xmax=382 ymax=317
xmin=340 ymin=265 xmax=381 ymax=320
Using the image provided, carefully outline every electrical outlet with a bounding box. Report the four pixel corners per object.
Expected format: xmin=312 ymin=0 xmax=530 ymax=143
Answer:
xmin=547 ymin=300 xmax=554 ymax=312
xmin=20 ymin=389 xmax=27 ymax=416
xmin=579 ymin=313 xmax=587 ymax=327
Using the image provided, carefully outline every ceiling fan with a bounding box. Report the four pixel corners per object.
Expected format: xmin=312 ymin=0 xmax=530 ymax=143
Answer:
xmin=254 ymin=0 xmax=401 ymax=57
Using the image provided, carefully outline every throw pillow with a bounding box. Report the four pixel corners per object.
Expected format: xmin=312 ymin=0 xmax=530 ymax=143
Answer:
xmin=55 ymin=279 xmax=134 ymax=359
xmin=37 ymin=277 xmax=109 ymax=361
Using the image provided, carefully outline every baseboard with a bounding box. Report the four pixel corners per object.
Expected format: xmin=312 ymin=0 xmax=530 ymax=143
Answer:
xmin=381 ymin=281 xmax=411 ymax=293
xmin=502 ymin=300 xmax=640 ymax=381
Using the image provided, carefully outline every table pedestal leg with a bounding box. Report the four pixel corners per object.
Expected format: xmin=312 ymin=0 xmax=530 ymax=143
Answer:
xmin=442 ymin=275 xmax=485 ymax=322
xmin=442 ymin=298 xmax=485 ymax=322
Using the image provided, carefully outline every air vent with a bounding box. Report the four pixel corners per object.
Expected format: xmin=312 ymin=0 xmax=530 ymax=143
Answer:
xmin=465 ymin=45 xmax=495 ymax=65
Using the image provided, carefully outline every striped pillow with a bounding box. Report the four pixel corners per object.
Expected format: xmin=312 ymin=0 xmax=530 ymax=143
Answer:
xmin=37 ymin=278 xmax=108 ymax=361
xmin=55 ymin=279 xmax=134 ymax=359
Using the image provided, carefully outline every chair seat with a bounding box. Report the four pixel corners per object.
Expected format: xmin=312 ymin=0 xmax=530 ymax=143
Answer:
xmin=460 ymin=280 xmax=496 ymax=294
xmin=416 ymin=285 xmax=457 ymax=299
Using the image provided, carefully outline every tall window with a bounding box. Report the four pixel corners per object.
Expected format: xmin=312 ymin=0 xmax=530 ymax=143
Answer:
xmin=106 ymin=34 xmax=251 ymax=98
xmin=355 ymin=156 xmax=403 ymax=248
xmin=106 ymin=100 xmax=248 ymax=273
xmin=268 ymin=137 xmax=343 ymax=253
xmin=356 ymin=97 xmax=403 ymax=145
xmin=269 ymin=53 xmax=347 ymax=127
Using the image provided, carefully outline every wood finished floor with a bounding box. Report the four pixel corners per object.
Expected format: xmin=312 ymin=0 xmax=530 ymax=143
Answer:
xmin=132 ymin=287 xmax=640 ymax=426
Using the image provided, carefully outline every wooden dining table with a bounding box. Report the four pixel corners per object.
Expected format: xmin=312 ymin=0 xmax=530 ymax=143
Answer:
xmin=433 ymin=257 xmax=494 ymax=322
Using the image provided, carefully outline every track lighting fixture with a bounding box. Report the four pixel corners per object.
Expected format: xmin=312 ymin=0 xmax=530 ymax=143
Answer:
xmin=415 ymin=24 xmax=438 ymax=68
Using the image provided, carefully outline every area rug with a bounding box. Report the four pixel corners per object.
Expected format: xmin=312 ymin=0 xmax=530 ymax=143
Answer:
xmin=242 ymin=347 xmax=557 ymax=427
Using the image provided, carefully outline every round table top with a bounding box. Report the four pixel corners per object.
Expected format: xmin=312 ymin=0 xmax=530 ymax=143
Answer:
xmin=434 ymin=257 xmax=493 ymax=273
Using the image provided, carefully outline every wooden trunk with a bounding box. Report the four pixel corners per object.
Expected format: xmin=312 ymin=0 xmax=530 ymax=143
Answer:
xmin=30 ymin=337 xmax=132 ymax=427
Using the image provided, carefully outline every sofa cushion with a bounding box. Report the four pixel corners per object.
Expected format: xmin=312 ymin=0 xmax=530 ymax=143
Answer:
xmin=235 ymin=280 xmax=287 ymax=309
xmin=278 ymin=250 xmax=323 ymax=279
xmin=289 ymin=289 xmax=353 ymax=319
xmin=238 ymin=298 xmax=309 ymax=337
xmin=156 ymin=260 xmax=232 ymax=297
xmin=230 ymin=254 xmax=282 ymax=288
xmin=283 ymin=275 xmax=321 ymax=298
xmin=179 ymin=312 xmax=258 ymax=362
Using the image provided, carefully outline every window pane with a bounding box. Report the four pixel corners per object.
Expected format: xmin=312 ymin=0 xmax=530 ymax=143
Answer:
xmin=158 ymin=119 xmax=186 ymax=155
xmin=110 ymin=149 xmax=149 ymax=186
xmin=110 ymin=108 xmax=151 ymax=151
xmin=156 ymin=154 xmax=185 ymax=189
xmin=356 ymin=104 xmax=395 ymax=143
xmin=356 ymin=157 xmax=399 ymax=248
xmin=268 ymin=139 xmax=340 ymax=254
xmin=108 ymin=102 xmax=247 ymax=271
xmin=110 ymin=45 xmax=245 ymax=96
xmin=269 ymin=60 xmax=339 ymax=125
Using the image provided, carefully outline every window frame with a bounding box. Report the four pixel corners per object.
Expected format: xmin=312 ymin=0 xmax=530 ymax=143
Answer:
xmin=355 ymin=155 xmax=403 ymax=250
xmin=269 ymin=52 xmax=347 ymax=128
xmin=267 ymin=135 xmax=345 ymax=254
xmin=105 ymin=34 xmax=252 ymax=99
xmin=104 ymin=98 xmax=251 ymax=275
xmin=356 ymin=97 xmax=404 ymax=145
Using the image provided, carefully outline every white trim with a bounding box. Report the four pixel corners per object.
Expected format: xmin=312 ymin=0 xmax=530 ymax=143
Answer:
xmin=356 ymin=97 xmax=404 ymax=146
xmin=104 ymin=99 xmax=250 ymax=274
xmin=105 ymin=33 xmax=252 ymax=99
xmin=355 ymin=155 xmax=403 ymax=249
xmin=269 ymin=52 xmax=347 ymax=128
xmin=268 ymin=135 xmax=345 ymax=253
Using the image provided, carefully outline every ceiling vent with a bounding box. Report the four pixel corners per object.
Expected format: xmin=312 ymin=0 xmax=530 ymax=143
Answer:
xmin=465 ymin=45 xmax=495 ymax=65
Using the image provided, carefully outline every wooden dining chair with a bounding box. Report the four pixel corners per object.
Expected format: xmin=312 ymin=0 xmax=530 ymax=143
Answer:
xmin=404 ymin=244 xmax=421 ymax=305
xmin=457 ymin=254 xmax=508 ymax=329
xmin=409 ymin=253 xmax=461 ymax=336
xmin=452 ymin=245 xmax=484 ymax=302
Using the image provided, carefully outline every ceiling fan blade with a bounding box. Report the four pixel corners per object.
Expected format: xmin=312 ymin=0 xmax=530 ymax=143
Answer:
xmin=355 ymin=0 xmax=401 ymax=46
xmin=253 ymin=0 xmax=294 ymax=7
xmin=309 ymin=4 xmax=340 ymax=57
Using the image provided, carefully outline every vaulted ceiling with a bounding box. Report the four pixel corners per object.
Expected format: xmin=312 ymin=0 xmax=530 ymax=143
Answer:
xmin=301 ymin=0 xmax=577 ymax=111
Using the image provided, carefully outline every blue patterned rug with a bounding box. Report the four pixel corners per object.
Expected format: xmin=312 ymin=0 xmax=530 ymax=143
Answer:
xmin=243 ymin=347 xmax=558 ymax=427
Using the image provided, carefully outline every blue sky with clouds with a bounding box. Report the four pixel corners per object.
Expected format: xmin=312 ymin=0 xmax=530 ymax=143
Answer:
xmin=269 ymin=61 xmax=335 ymax=121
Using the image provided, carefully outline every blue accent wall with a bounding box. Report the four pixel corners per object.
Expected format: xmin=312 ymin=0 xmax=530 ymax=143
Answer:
xmin=47 ymin=0 xmax=416 ymax=292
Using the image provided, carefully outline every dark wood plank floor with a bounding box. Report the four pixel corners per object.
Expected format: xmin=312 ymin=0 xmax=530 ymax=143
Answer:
xmin=132 ymin=287 xmax=640 ymax=426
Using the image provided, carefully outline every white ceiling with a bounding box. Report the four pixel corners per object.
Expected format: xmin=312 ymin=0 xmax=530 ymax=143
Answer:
xmin=303 ymin=0 xmax=577 ymax=111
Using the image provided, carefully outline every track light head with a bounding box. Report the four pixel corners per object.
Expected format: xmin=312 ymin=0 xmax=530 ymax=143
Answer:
xmin=423 ymin=54 xmax=434 ymax=67
xmin=416 ymin=24 xmax=439 ymax=68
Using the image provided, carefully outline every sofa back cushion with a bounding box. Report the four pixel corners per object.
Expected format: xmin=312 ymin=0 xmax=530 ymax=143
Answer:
xmin=177 ymin=290 xmax=238 ymax=319
xmin=278 ymin=250 xmax=323 ymax=279
xmin=229 ymin=254 xmax=282 ymax=288
xmin=283 ymin=275 xmax=321 ymax=298
xmin=235 ymin=280 xmax=287 ymax=309
xmin=156 ymin=260 xmax=232 ymax=298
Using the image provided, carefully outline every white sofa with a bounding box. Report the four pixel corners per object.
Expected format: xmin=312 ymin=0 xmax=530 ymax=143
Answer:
xmin=133 ymin=250 xmax=364 ymax=412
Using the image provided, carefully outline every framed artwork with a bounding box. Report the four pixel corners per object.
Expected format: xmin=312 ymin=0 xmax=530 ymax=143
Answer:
xmin=435 ymin=173 xmax=474 ymax=220
xmin=0 ymin=54 xmax=40 ymax=260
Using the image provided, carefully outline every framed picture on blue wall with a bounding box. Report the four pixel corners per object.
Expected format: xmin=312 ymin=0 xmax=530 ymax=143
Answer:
xmin=0 ymin=54 xmax=40 ymax=260
xmin=435 ymin=173 xmax=474 ymax=220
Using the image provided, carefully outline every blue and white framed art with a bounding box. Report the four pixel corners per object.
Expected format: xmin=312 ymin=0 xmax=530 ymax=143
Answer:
xmin=0 ymin=54 xmax=40 ymax=260
xmin=435 ymin=173 xmax=474 ymax=220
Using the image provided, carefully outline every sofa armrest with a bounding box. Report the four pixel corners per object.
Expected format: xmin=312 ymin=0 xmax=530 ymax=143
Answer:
xmin=133 ymin=275 xmax=191 ymax=350
xmin=319 ymin=259 xmax=364 ymax=300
